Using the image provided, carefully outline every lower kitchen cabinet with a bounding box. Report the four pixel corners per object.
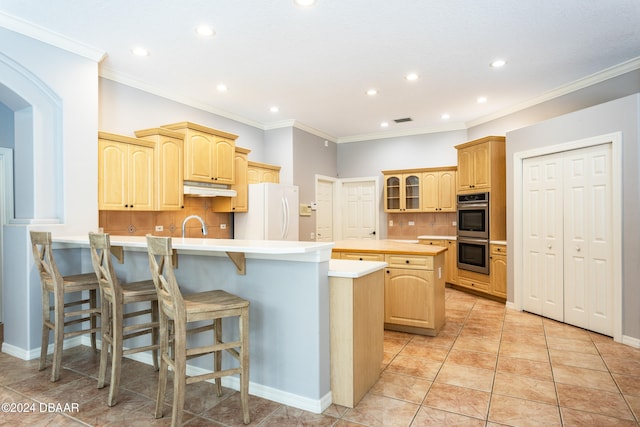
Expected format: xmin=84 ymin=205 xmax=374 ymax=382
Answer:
xmin=418 ymin=238 xmax=457 ymax=285
xmin=490 ymin=243 xmax=507 ymax=298
xmin=384 ymin=253 xmax=445 ymax=336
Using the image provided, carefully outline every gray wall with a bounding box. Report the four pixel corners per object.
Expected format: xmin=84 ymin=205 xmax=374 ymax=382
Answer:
xmin=506 ymin=93 xmax=640 ymax=341
xmin=292 ymin=128 xmax=338 ymax=241
xmin=99 ymin=78 xmax=266 ymax=156
xmin=0 ymin=102 xmax=14 ymax=148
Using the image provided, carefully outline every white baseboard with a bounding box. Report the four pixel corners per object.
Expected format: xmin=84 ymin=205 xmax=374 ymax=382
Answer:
xmin=622 ymin=334 xmax=640 ymax=349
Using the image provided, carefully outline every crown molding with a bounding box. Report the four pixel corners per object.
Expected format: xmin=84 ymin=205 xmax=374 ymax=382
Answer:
xmin=100 ymin=66 xmax=264 ymax=130
xmin=466 ymin=56 xmax=640 ymax=128
xmin=336 ymin=122 xmax=467 ymax=144
xmin=0 ymin=11 xmax=105 ymax=62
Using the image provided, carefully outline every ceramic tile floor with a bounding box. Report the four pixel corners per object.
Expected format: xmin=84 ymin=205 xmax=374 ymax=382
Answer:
xmin=1 ymin=287 xmax=639 ymax=426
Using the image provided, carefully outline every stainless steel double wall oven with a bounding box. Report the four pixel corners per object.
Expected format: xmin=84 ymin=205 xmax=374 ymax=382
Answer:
xmin=457 ymin=192 xmax=490 ymax=274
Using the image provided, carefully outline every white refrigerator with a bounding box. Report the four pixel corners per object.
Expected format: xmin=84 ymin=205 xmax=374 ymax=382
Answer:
xmin=234 ymin=183 xmax=299 ymax=240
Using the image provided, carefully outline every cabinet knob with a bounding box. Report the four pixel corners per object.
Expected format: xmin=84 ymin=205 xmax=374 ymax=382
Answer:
xmin=405 ymin=260 xmax=410 ymax=264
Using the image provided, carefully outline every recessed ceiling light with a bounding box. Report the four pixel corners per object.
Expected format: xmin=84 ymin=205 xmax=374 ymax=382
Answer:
xmin=131 ymin=46 xmax=150 ymax=57
xmin=441 ymin=113 xmax=450 ymax=120
xmin=196 ymin=25 xmax=216 ymax=37
xmin=405 ymin=73 xmax=419 ymax=81
xmin=380 ymin=121 xmax=389 ymax=128
xmin=294 ymin=0 xmax=316 ymax=6
xmin=270 ymin=106 xmax=279 ymax=113
xmin=490 ymin=59 xmax=506 ymax=68
xmin=366 ymin=88 xmax=378 ymax=96
xmin=477 ymin=96 xmax=488 ymax=103
xmin=216 ymin=83 xmax=228 ymax=92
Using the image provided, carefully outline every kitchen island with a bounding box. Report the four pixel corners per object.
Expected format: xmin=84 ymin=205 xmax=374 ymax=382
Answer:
xmin=332 ymin=240 xmax=447 ymax=336
xmin=52 ymin=235 xmax=335 ymax=413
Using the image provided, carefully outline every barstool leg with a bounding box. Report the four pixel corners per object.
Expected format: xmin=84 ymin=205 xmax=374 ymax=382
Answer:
xmin=39 ymin=290 xmax=50 ymax=371
xmin=108 ymin=301 xmax=124 ymax=407
xmin=240 ymin=307 xmax=250 ymax=424
xmin=155 ymin=313 xmax=170 ymax=419
xmin=90 ymin=289 xmax=98 ymax=351
xmin=51 ymin=292 xmax=64 ymax=382
xmin=151 ymin=300 xmax=159 ymax=371
xmin=171 ymin=323 xmax=188 ymax=427
xmin=214 ymin=318 xmax=222 ymax=397
xmin=97 ymin=296 xmax=110 ymax=389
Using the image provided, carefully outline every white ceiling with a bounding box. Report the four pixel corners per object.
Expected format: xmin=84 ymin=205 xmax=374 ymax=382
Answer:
xmin=1 ymin=0 xmax=639 ymax=142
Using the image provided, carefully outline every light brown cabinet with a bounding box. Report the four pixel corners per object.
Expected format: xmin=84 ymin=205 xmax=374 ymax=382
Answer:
xmin=383 ymin=172 xmax=422 ymax=212
xmin=161 ymin=122 xmax=237 ymax=185
xmin=455 ymin=136 xmax=506 ymax=241
xmin=330 ymin=268 xmax=384 ymax=408
xmin=418 ymin=239 xmax=457 ymax=285
xmin=422 ymin=168 xmax=457 ymax=212
xmin=135 ymin=127 xmax=185 ymax=211
xmin=384 ymin=253 xmax=445 ymax=335
xmin=332 ymin=241 xmax=446 ymax=336
xmin=98 ymin=132 xmax=154 ymax=211
xmin=490 ymin=244 xmax=507 ymax=298
xmin=247 ymin=161 xmax=280 ymax=184
xmin=212 ymin=147 xmax=250 ymax=213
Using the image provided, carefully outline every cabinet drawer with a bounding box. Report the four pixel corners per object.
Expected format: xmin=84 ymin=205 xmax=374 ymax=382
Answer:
xmin=340 ymin=252 xmax=385 ymax=262
xmin=458 ymin=276 xmax=489 ymax=292
xmin=418 ymin=239 xmax=444 ymax=247
xmin=386 ymin=254 xmax=433 ymax=270
xmin=491 ymin=244 xmax=507 ymax=256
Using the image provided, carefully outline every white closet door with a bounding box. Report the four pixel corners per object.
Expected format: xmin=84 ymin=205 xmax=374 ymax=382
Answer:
xmin=522 ymin=154 xmax=564 ymax=321
xmin=522 ymin=144 xmax=613 ymax=336
xmin=563 ymin=144 xmax=613 ymax=335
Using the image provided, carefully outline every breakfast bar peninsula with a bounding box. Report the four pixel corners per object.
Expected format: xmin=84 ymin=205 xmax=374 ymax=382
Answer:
xmin=52 ymin=235 xmax=335 ymax=413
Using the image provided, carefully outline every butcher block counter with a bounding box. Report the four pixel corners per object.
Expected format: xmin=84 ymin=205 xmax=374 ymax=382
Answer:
xmin=332 ymin=240 xmax=446 ymax=336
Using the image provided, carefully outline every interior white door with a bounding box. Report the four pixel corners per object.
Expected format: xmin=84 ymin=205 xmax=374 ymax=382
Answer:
xmin=522 ymin=153 xmax=564 ymax=321
xmin=563 ymin=144 xmax=613 ymax=335
xmin=522 ymin=144 xmax=613 ymax=335
xmin=341 ymin=179 xmax=378 ymax=240
xmin=315 ymin=178 xmax=334 ymax=242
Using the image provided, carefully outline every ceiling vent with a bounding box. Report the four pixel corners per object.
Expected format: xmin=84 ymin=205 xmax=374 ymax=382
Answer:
xmin=393 ymin=117 xmax=413 ymax=123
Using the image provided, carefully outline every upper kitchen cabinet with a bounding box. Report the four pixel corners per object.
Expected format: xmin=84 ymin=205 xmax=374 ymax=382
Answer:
xmin=212 ymin=147 xmax=250 ymax=213
xmin=455 ymin=136 xmax=505 ymax=193
xmin=134 ymin=127 xmax=185 ymax=211
xmin=161 ymin=122 xmax=237 ymax=185
xmin=247 ymin=161 xmax=280 ymax=184
xmin=382 ymin=171 xmax=422 ymax=212
xmin=98 ymin=132 xmax=154 ymax=211
xmin=422 ymin=167 xmax=457 ymax=212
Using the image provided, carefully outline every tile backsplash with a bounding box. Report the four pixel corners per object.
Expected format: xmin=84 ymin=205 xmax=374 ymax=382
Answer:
xmin=99 ymin=196 xmax=232 ymax=238
xmin=386 ymin=212 xmax=457 ymax=239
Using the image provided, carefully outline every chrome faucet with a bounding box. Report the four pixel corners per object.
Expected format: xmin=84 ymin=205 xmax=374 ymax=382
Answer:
xmin=181 ymin=215 xmax=208 ymax=237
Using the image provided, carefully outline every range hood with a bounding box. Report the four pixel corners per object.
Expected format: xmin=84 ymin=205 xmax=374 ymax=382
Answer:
xmin=183 ymin=181 xmax=237 ymax=197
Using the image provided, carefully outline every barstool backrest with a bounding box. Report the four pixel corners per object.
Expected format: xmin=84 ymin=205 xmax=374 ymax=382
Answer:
xmin=88 ymin=232 xmax=121 ymax=299
xmin=30 ymin=231 xmax=63 ymax=289
xmin=145 ymin=235 xmax=185 ymax=319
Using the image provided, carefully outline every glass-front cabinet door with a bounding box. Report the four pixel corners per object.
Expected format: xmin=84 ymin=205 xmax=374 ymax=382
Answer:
xmin=385 ymin=175 xmax=401 ymax=211
xmin=384 ymin=173 xmax=422 ymax=212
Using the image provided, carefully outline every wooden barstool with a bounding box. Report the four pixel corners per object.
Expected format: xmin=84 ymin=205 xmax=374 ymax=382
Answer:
xmin=30 ymin=230 xmax=101 ymax=382
xmin=88 ymin=232 xmax=160 ymax=406
xmin=145 ymin=235 xmax=250 ymax=426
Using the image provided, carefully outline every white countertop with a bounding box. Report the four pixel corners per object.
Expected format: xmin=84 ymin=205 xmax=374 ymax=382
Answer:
xmin=53 ymin=235 xmax=334 ymax=259
xmin=328 ymin=259 xmax=387 ymax=278
xmin=491 ymin=240 xmax=507 ymax=245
